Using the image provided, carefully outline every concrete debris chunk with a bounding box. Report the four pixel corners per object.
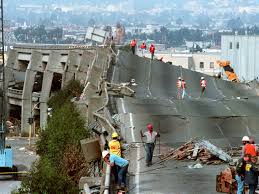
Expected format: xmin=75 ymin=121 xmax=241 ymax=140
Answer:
xmin=196 ymin=140 xmax=232 ymax=162
xmin=159 ymin=139 xmax=232 ymax=165
xmin=188 ymin=163 xmax=203 ymax=169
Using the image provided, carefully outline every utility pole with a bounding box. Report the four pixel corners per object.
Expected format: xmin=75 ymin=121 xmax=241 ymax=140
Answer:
xmin=0 ymin=0 xmax=6 ymax=152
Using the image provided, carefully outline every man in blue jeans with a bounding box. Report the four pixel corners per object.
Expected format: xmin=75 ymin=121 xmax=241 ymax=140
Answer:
xmin=244 ymin=155 xmax=258 ymax=194
xmin=102 ymin=150 xmax=129 ymax=189
xmin=235 ymin=156 xmax=246 ymax=194
xmin=140 ymin=124 xmax=160 ymax=167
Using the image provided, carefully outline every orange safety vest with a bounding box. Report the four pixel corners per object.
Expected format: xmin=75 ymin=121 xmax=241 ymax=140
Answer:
xmin=130 ymin=40 xmax=136 ymax=47
xmin=109 ymin=140 xmax=121 ymax=157
xmin=244 ymin=144 xmax=257 ymax=157
xmin=149 ymin=45 xmax=155 ymax=53
xmin=177 ymin=80 xmax=181 ymax=88
xmin=140 ymin=43 xmax=146 ymax=49
xmin=200 ymin=80 xmax=206 ymax=88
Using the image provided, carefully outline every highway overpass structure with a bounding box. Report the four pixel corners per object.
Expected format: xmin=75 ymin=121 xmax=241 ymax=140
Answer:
xmin=3 ymin=44 xmax=259 ymax=193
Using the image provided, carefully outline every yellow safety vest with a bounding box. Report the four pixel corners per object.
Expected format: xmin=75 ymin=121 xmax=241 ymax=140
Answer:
xmin=109 ymin=140 xmax=121 ymax=157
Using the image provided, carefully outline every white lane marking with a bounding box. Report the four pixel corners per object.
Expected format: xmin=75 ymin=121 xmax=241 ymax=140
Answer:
xmin=129 ymin=113 xmax=136 ymax=142
xmin=120 ymin=98 xmax=140 ymax=193
xmin=129 ymin=113 xmax=140 ymax=194
xmin=212 ymin=79 xmax=226 ymax=98
xmin=147 ymin=61 xmax=152 ymax=97
xmin=136 ymin=143 xmax=140 ymax=194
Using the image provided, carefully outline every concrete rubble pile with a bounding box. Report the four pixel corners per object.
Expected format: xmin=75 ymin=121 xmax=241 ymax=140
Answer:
xmin=159 ymin=139 xmax=232 ymax=165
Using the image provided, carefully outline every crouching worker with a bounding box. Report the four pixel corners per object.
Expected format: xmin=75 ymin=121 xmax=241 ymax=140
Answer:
xmin=244 ymin=155 xmax=258 ymax=194
xmin=102 ymin=150 xmax=129 ymax=189
xmin=109 ymin=132 xmax=122 ymax=185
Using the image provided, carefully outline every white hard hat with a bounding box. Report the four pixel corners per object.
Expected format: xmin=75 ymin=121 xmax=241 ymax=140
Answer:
xmin=102 ymin=150 xmax=109 ymax=158
xmin=201 ymin=77 xmax=204 ymax=80
xmin=242 ymin=136 xmax=250 ymax=142
xmin=178 ymin=77 xmax=181 ymax=80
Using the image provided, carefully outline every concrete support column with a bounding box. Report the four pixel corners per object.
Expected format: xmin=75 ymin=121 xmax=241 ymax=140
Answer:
xmin=21 ymin=51 xmax=42 ymax=136
xmin=62 ymin=51 xmax=80 ymax=88
xmin=40 ymin=51 xmax=61 ymax=129
xmin=40 ymin=70 xmax=53 ymax=130
xmin=4 ymin=49 xmax=18 ymax=119
xmin=76 ymin=50 xmax=95 ymax=84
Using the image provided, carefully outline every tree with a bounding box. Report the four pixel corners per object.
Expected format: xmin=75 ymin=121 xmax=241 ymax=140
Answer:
xmin=16 ymin=80 xmax=89 ymax=194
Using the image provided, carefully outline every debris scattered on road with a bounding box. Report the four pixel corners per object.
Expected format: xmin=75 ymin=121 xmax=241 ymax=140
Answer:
xmin=188 ymin=163 xmax=203 ymax=169
xmin=159 ymin=139 xmax=232 ymax=165
xmin=19 ymin=147 xmax=25 ymax=151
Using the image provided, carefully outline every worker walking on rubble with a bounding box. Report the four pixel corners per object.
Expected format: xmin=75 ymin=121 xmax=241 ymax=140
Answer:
xmin=130 ymin=39 xmax=137 ymax=55
xmin=244 ymin=155 xmax=258 ymax=194
xmin=102 ymin=150 xmax=129 ymax=190
xmin=140 ymin=124 xmax=160 ymax=167
xmin=140 ymin=41 xmax=146 ymax=56
xmin=200 ymin=77 xmax=206 ymax=97
xmin=177 ymin=77 xmax=182 ymax=99
xmin=149 ymin=43 xmax=155 ymax=60
xmin=109 ymin=132 xmax=122 ymax=185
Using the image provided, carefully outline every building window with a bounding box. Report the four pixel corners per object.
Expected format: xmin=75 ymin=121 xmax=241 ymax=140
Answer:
xmin=236 ymin=42 xmax=239 ymax=49
xmin=200 ymin=62 xmax=204 ymax=69
xmin=229 ymin=42 xmax=232 ymax=49
xmin=210 ymin=62 xmax=214 ymax=69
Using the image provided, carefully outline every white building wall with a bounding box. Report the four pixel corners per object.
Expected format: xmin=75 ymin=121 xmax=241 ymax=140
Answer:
xmin=142 ymin=52 xmax=220 ymax=76
xmin=222 ymin=35 xmax=259 ymax=81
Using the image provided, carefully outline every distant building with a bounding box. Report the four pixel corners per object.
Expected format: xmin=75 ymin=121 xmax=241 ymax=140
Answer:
xmin=142 ymin=51 xmax=221 ymax=76
xmin=221 ymin=35 xmax=259 ymax=82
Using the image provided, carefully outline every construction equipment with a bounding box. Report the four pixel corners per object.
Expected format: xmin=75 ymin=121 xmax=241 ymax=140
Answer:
xmin=217 ymin=60 xmax=239 ymax=82
xmin=0 ymin=0 xmax=17 ymax=179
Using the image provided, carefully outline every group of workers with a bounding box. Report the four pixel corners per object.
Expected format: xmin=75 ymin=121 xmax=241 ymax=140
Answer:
xmin=177 ymin=76 xmax=207 ymax=99
xmin=102 ymin=132 xmax=128 ymax=190
xmin=236 ymin=136 xmax=259 ymax=194
xmin=130 ymin=39 xmax=156 ymax=60
xmin=102 ymin=124 xmax=160 ymax=190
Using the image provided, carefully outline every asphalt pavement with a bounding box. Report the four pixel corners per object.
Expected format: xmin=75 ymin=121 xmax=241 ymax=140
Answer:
xmin=112 ymin=51 xmax=259 ymax=193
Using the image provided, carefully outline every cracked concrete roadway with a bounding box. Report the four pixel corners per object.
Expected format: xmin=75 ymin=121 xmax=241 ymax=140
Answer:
xmin=111 ymin=51 xmax=259 ymax=194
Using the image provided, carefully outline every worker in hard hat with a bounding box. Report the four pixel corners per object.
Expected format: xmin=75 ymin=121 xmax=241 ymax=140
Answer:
xmin=102 ymin=150 xmax=129 ymax=189
xmin=149 ymin=43 xmax=155 ymax=60
xmin=244 ymin=136 xmax=257 ymax=157
xmin=200 ymin=77 xmax=206 ymax=97
xmin=109 ymin=132 xmax=122 ymax=186
xmin=140 ymin=124 xmax=160 ymax=167
xmin=235 ymin=136 xmax=250 ymax=194
xmin=177 ymin=77 xmax=182 ymax=99
xmin=242 ymin=136 xmax=250 ymax=157
xmin=181 ymin=79 xmax=186 ymax=99
xmin=109 ymin=132 xmax=122 ymax=157
xmin=130 ymin=39 xmax=137 ymax=55
xmin=140 ymin=41 xmax=146 ymax=56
